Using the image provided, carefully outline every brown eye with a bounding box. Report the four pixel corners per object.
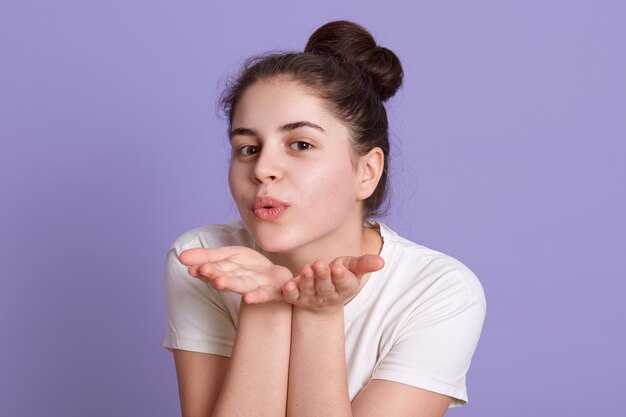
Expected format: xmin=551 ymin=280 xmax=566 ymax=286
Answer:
xmin=289 ymin=141 xmax=312 ymax=151
xmin=237 ymin=145 xmax=261 ymax=156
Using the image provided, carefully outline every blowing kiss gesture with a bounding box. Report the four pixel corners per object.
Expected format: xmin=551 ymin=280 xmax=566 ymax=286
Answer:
xmin=179 ymin=246 xmax=385 ymax=312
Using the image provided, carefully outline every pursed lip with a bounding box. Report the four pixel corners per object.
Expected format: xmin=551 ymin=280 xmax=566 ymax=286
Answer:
xmin=250 ymin=196 xmax=290 ymax=221
xmin=250 ymin=196 xmax=290 ymax=210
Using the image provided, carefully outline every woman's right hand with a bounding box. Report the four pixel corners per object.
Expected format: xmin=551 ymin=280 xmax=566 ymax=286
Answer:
xmin=178 ymin=246 xmax=294 ymax=304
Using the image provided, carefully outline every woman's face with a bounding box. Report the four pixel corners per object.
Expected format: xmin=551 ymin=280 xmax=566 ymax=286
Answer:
xmin=228 ymin=78 xmax=365 ymax=254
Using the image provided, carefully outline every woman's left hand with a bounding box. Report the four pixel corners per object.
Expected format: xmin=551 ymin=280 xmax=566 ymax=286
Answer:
xmin=281 ymin=255 xmax=384 ymax=314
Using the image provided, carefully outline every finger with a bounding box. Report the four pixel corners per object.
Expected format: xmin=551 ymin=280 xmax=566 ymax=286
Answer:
xmin=191 ymin=260 xmax=237 ymax=279
xmin=312 ymin=260 xmax=334 ymax=295
xmin=282 ymin=281 xmax=300 ymax=303
xmin=178 ymin=246 xmax=249 ymax=266
xmin=208 ymin=260 xmax=242 ymax=272
xmin=329 ymin=263 xmax=359 ymax=295
xmin=243 ymin=285 xmax=282 ymax=304
xmin=339 ymin=254 xmax=385 ymax=278
xmin=212 ymin=273 xmax=257 ymax=293
xmin=298 ymin=264 xmax=315 ymax=295
xmin=188 ymin=262 xmax=221 ymax=280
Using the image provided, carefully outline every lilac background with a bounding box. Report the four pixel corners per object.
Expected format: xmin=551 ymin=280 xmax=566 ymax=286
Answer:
xmin=1 ymin=0 xmax=624 ymax=416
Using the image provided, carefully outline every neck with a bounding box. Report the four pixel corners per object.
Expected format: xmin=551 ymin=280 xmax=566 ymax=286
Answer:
xmin=264 ymin=220 xmax=382 ymax=276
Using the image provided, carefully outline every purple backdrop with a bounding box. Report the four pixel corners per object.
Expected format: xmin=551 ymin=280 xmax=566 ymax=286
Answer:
xmin=1 ymin=1 xmax=624 ymax=416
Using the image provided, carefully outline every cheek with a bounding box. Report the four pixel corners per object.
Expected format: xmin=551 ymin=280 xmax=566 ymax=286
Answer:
xmin=297 ymin=158 xmax=358 ymax=205
xmin=228 ymin=164 xmax=247 ymax=202
xmin=227 ymin=164 xmax=236 ymax=190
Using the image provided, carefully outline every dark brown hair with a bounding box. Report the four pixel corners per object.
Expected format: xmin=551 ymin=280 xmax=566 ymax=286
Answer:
xmin=219 ymin=20 xmax=403 ymax=218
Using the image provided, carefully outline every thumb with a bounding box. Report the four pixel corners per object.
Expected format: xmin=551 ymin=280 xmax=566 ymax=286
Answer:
xmin=178 ymin=246 xmax=244 ymax=266
xmin=339 ymin=254 xmax=385 ymax=278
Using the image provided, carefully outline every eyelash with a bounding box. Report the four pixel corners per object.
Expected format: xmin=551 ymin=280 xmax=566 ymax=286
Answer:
xmin=235 ymin=141 xmax=313 ymax=157
xmin=236 ymin=145 xmax=261 ymax=156
xmin=289 ymin=141 xmax=313 ymax=151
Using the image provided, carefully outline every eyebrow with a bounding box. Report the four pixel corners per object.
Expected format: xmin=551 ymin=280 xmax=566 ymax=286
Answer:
xmin=229 ymin=121 xmax=326 ymax=139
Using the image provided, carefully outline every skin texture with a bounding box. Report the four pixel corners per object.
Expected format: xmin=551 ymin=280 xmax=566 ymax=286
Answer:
xmin=228 ymin=77 xmax=383 ymax=274
xmin=172 ymin=77 xmax=453 ymax=417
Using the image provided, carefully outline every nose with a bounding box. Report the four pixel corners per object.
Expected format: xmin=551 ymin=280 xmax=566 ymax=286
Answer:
xmin=252 ymin=145 xmax=283 ymax=184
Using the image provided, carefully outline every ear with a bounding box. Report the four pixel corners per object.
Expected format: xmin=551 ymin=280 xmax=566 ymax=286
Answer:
xmin=356 ymin=147 xmax=384 ymax=201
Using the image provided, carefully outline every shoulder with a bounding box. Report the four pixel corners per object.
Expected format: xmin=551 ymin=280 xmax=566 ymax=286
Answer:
xmin=359 ymin=222 xmax=486 ymax=407
xmin=168 ymin=219 xmax=254 ymax=257
xmin=376 ymin=222 xmax=486 ymax=307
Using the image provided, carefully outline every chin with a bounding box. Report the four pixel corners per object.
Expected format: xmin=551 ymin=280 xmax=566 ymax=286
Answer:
xmin=253 ymin=230 xmax=299 ymax=253
xmin=243 ymin=221 xmax=307 ymax=254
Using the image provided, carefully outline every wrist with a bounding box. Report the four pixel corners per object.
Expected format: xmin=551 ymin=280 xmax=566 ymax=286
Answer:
xmin=293 ymin=304 xmax=344 ymax=321
xmin=239 ymin=299 xmax=292 ymax=323
xmin=240 ymin=297 xmax=292 ymax=310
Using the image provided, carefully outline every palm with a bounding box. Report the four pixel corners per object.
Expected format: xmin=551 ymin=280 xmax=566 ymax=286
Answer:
xmin=282 ymin=255 xmax=385 ymax=312
xmin=179 ymin=246 xmax=293 ymax=303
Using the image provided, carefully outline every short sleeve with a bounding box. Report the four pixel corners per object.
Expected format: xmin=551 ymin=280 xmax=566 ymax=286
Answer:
xmin=162 ymin=248 xmax=237 ymax=357
xmin=371 ymin=269 xmax=486 ymax=407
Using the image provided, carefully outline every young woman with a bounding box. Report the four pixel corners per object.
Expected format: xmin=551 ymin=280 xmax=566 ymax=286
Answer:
xmin=163 ymin=20 xmax=486 ymax=417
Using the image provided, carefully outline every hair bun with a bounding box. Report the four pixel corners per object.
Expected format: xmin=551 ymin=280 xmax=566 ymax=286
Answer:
xmin=304 ymin=20 xmax=403 ymax=101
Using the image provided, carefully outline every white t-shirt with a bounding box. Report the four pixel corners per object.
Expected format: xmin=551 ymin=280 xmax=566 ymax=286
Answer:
xmin=163 ymin=220 xmax=486 ymax=407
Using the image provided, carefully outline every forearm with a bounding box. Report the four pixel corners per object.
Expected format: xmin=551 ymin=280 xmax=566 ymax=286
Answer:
xmin=213 ymin=301 xmax=292 ymax=417
xmin=287 ymin=307 xmax=352 ymax=417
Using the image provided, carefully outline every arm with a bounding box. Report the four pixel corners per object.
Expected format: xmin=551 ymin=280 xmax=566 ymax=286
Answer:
xmin=173 ymin=350 xmax=228 ymax=417
xmin=288 ymin=306 xmax=350 ymax=417
xmin=289 ymin=308 xmax=452 ymax=417
xmin=178 ymin=247 xmax=294 ymax=417
xmin=212 ymin=301 xmax=292 ymax=417
xmin=172 ymin=303 xmax=292 ymax=417
xmin=164 ymin=247 xmax=234 ymax=417
xmin=351 ymin=380 xmax=451 ymax=417
xmin=283 ymin=258 xmax=454 ymax=417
